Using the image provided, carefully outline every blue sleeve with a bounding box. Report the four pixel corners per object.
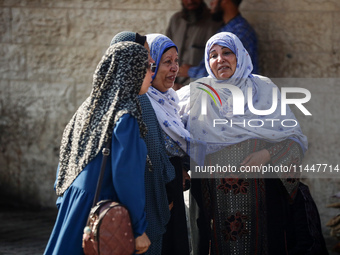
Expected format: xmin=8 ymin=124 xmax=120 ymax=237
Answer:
xmin=236 ymin=32 xmax=258 ymax=74
xmin=111 ymin=114 xmax=148 ymax=237
xmin=188 ymin=58 xmax=209 ymax=79
xmin=219 ymin=19 xmax=259 ymax=74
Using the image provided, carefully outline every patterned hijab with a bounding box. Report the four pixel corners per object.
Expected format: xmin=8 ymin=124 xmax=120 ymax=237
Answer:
xmin=55 ymin=42 xmax=149 ymax=196
xmin=146 ymin=34 xmax=191 ymax=153
xmin=110 ymin=31 xmax=146 ymax=47
xmin=177 ymin=32 xmax=308 ymax=154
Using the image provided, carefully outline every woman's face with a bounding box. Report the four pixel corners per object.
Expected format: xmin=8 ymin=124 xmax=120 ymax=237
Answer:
xmin=209 ymin=44 xmax=237 ymax=80
xmin=152 ymin=47 xmax=179 ymax=92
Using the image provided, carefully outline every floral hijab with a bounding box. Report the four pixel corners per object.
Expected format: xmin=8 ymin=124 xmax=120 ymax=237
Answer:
xmin=177 ymin=32 xmax=308 ymax=154
xmin=146 ymin=33 xmax=178 ymax=80
xmin=146 ymin=34 xmax=191 ymax=154
xmin=56 ymin=42 xmax=149 ymax=196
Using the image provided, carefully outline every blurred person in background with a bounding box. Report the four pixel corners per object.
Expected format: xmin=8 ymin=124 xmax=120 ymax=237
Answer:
xmin=166 ymin=0 xmax=221 ymax=90
xmin=179 ymin=0 xmax=259 ymax=81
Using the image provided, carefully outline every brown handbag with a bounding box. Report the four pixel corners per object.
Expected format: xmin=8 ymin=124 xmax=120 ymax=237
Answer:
xmin=82 ymin=143 xmax=135 ymax=255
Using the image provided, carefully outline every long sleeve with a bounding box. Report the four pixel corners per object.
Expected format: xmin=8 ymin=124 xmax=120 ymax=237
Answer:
xmin=266 ymin=139 xmax=303 ymax=199
xmin=111 ymin=114 xmax=148 ymax=237
xmin=218 ymin=15 xmax=258 ymax=74
xmin=266 ymin=139 xmax=303 ymax=167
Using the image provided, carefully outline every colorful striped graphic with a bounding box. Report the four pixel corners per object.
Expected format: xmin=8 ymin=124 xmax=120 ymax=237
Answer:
xmin=197 ymin=82 xmax=222 ymax=107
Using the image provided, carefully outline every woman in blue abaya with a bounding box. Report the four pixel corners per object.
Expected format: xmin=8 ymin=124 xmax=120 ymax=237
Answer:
xmin=109 ymin=31 xmax=177 ymax=255
xmin=44 ymin=41 xmax=154 ymax=255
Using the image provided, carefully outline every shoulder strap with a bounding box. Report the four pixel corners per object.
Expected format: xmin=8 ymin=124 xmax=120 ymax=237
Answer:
xmin=91 ymin=142 xmax=111 ymax=208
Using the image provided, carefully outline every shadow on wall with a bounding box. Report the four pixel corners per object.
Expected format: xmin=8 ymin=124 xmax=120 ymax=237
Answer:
xmin=0 ymin=96 xmax=58 ymax=208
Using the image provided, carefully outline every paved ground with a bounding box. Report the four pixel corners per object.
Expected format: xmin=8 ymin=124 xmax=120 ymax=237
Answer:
xmin=1 ymin=190 xmax=334 ymax=255
xmin=0 ymin=202 xmax=57 ymax=255
xmin=0 ymin=192 xmax=190 ymax=255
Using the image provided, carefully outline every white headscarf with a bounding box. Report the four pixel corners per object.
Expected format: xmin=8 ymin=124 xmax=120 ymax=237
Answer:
xmin=177 ymin=32 xmax=308 ymax=154
xmin=146 ymin=34 xmax=191 ymax=153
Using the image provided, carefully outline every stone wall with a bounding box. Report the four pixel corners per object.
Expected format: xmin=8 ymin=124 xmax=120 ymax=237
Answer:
xmin=242 ymin=0 xmax=340 ymax=78
xmin=0 ymin=0 xmax=181 ymax=207
xmin=1 ymin=0 xmax=340 ymax=252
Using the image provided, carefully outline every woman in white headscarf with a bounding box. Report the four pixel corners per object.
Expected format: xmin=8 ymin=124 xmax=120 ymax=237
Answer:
xmin=177 ymin=32 xmax=308 ymax=255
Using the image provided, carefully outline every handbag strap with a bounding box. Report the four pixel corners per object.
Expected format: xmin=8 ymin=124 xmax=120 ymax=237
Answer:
xmin=91 ymin=142 xmax=111 ymax=208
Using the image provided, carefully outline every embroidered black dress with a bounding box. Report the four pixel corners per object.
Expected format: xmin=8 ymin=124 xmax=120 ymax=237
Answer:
xmin=193 ymin=138 xmax=304 ymax=255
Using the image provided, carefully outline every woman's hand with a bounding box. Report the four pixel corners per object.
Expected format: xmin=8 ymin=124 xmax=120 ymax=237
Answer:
xmin=182 ymin=169 xmax=191 ymax=191
xmin=169 ymin=201 xmax=174 ymax=211
xmin=240 ymin=149 xmax=271 ymax=167
xmin=178 ymin=64 xmax=192 ymax=77
xmin=135 ymin=232 xmax=151 ymax=254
